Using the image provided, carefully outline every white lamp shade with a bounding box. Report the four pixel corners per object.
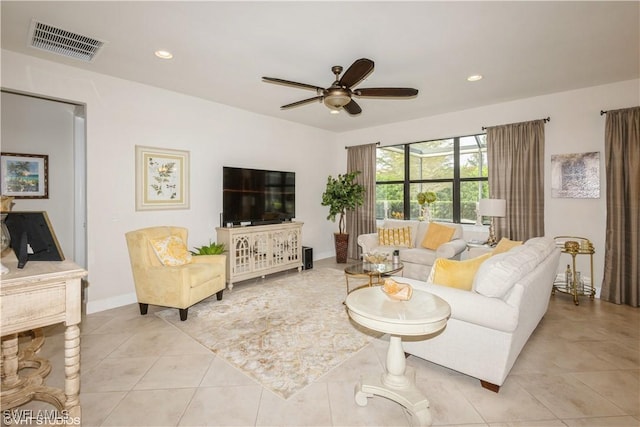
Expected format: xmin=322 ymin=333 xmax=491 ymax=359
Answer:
xmin=479 ymin=198 xmax=506 ymax=217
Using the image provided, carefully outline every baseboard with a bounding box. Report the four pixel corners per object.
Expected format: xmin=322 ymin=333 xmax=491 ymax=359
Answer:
xmin=86 ymin=292 xmax=137 ymax=314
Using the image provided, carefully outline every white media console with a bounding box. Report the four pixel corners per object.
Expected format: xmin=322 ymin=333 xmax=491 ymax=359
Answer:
xmin=215 ymin=221 xmax=303 ymax=289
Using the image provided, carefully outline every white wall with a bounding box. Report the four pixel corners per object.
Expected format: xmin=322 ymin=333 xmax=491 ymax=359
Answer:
xmin=1 ymin=50 xmax=343 ymax=313
xmin=0 ymin=92 xmax=76 ymax=260
xmin=337 ymin=79 xmax=640 ymax=295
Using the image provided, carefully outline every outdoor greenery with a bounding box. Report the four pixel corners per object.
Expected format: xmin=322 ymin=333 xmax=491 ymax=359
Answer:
xmin=376 ymin=136 xmax=489 ymax=222
xmin=321 ymin=171 xmax=365 ymax=234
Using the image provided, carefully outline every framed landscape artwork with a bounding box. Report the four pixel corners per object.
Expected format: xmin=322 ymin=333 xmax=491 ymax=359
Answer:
xmin=551 ymin=151 xmax=600 ymax=198
xmin=135 ymin=146 xmax=190 ymax=211
xmin=0 ymin=152 xmax=49 ymax=199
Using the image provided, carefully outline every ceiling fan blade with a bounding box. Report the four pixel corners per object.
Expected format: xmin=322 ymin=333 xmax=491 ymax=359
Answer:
xmin=355 ymin=88 xmax=419 ymax=97
xmin=339 ymin=58 xmax=374 ymax=89
xmin=342 ymin=99 xmax=362 ymax=115
xmin=281 ymin=96 xmax=323 ymax=109
xmin=262 ymin=77 xmax=324 ymax=93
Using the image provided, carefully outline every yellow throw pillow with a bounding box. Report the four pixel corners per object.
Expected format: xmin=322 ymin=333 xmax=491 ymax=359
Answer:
xmin=492 ymin=237 xmax=523 ymax=255
xmin=421 ymin=223 xmax=456 ymax=250
xmin=150 ymin=235 xmax=193 ymax=266
xmin=432 ymin=253 xmax=492 ymax=290
xmin=378 ymin=227 xmax=413 ymax=247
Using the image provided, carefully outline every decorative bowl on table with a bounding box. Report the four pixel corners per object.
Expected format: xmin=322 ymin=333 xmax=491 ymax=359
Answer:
xmin=381 ymin=278 xmax=413 ymax=301
xmin=364 ymin=252 xmax=388 ymax=271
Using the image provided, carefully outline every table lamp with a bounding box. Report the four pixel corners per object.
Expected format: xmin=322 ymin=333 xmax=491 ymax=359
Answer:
xmin=479 ymin=198 xmax=506 ymax=246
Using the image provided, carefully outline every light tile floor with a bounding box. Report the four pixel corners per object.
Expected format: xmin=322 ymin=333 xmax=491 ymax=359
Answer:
xmin=6 ymin=258 xmax=640 ymax=427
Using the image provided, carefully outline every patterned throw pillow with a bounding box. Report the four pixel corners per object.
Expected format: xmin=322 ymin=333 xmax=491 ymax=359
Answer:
xmin=150 ymin=235 xmax=193 ymax=266
xmin=421 ymin=222 xmax=456 ymax=250
xmin=378 ymin=227 xmax=413 ymax=247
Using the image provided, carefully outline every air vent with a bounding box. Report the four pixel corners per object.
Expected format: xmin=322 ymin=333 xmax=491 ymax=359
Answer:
xmin=28 ymin=20 xmax=105 ymax=62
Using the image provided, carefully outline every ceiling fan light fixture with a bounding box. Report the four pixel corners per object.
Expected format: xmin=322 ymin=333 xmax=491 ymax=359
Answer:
xmin=323 ymin=93 xmax=351 ymax=109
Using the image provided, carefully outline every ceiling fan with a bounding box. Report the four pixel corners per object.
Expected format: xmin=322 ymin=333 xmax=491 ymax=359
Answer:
xmin=262 ymin=58 xmax=418 ymax=115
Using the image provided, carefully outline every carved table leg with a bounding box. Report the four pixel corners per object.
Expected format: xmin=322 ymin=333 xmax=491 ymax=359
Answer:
xmin=64 ymin=325 xmax=81 ymax=422
xmin=1 ymin=334 xmax=20 ymax=387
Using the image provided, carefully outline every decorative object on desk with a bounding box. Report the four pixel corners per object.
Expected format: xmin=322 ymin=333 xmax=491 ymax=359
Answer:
xmin=381 ymin=278 xmax=413 ymax=301
xmin=135 ymin=145 xmax=190 ymax=211
xmin=416 ymin=191 xmax=436 ymax=222
xmin=551 ymin=151 xmax=600 ymax=198
xmin=392 ymin=249 xmax=400 ymax=265
xmin=0 ymin=153 xmax=48 ymax=199
xmin=1 ymin=195 xmax=14 ymax=211
xmin=478 ymin=198 xmax=506 ymax=246
xmin=1 ymin=213 xmax=11 ymax=274
xmin=4 ymin=211 xmax=65 ymax=269
xmin=321 ymin=170 xmax=365 ymax=263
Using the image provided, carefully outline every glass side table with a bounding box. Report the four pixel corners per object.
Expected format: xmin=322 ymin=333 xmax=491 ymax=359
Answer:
xmin=344 ymin=261 xmax=404 ymax=295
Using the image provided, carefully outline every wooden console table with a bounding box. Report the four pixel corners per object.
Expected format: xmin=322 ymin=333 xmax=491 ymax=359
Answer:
xmin=1 ymin=254 xmax=86 ymax=424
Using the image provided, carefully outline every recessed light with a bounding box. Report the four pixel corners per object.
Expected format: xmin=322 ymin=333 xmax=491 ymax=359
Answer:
xmin=154 ymin=50 xmax=173 ymax=60
xmin=467 ymin=74 xmax=483 ymax=82
xmin=329 ymin=109 xmax=340 ymax=115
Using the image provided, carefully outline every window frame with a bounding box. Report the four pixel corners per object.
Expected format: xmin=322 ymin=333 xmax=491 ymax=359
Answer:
xmin=376 ymin=133 xmax=488 ymax=223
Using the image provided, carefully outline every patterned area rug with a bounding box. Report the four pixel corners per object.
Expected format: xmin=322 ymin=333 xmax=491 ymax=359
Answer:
xmin=156 ymin=267 xmax=379 ymax=399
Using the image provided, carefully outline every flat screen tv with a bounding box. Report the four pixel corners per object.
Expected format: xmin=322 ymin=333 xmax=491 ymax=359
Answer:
xmin=223 ymin=166 xmax=295 ymax=226
xmin=4 ymin=211 xmax=65 ymax=268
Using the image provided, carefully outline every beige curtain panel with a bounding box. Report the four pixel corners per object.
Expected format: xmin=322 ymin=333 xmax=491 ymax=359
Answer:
xmin=601 ymin=106 xmax=640 ymax=307
xmin=346 ymin=143 xmax=377 ymax=260
xmin=487 ymin=119 xmax=546 ymax=241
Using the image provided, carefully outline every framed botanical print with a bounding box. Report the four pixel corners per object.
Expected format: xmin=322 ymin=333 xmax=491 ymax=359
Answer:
xmin=135 ymin=146 xmax=190 ymax=210
xmin=0 ymin=152 xmax=49 ymax=199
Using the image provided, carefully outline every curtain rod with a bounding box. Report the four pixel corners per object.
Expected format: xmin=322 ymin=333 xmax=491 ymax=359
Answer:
xmin=345 ymin=141 xmax=381 ymax=149
xmin=481 ymin=116 xmax=550 ymax=131
xmin=600 ymin=110 xmax=608 ymax=115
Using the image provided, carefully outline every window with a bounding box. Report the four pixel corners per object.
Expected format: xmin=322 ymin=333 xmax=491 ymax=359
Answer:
xmin=376 ymin=134 xmax=488 ymax=223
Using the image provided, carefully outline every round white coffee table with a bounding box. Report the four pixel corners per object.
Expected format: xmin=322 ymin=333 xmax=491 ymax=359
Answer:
xmin=345 ymin=286 xmax=450 ymax=427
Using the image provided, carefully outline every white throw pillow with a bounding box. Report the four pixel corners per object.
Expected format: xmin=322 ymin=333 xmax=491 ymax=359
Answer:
xmin=473 ymin=245 xmax=529 ymax=298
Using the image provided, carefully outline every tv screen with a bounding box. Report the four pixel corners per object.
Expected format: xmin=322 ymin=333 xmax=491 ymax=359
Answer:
xmin=4 ymin=211 xmax=65 ymax=268
xmin=223 ymin=166 xmax=295 ymax=226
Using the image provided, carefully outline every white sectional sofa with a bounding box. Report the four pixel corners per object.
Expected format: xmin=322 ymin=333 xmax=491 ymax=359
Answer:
xmin=396 ymin=236 xmax=561 ymax=392
xmin=357 ymin=219 xmax=467 ymax=281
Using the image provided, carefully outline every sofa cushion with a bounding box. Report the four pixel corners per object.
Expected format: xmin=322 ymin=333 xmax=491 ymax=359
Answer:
xmin=400 ymin=247 xmax=438 ymax=267
xmin=378 ymin=226 xmax=413 ymax=247
xmin=431 ymin=252 xmax=492 ymax=291
xmin=150 ymin=235 xmax=193 ymax=266
xmin=492 ymin=237 xmax=523 ymax=255
xmin=472 ymin=246 xmax=528 ymax=298
xmin=421 ymin=223 xmax=456 ymax=250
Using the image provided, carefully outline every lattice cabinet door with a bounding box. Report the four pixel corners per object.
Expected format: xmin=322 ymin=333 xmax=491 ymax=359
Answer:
xmin=230 ymin=234 xmax=251 ymax=276
xmin=252 ymin=232 xmax=271 ymax=271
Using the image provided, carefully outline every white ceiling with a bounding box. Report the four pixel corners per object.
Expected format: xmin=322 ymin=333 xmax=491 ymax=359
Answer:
xmin=2 ymin=1 xmax=638 ymax=132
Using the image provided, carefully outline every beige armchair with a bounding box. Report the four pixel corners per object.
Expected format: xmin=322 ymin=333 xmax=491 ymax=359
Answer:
xmin=125 ymin=226 xmax=226 ymax=321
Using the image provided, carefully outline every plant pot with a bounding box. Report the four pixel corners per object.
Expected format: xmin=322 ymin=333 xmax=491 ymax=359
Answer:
xmin=334 ymin=233 xmax=349 ymax=264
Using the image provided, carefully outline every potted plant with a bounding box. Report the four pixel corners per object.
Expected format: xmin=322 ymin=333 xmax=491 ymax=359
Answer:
xmin=321 ymin=171 xmax=365 ymax=263
xmin=190 ymin=240 xmax=226 ymax=256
